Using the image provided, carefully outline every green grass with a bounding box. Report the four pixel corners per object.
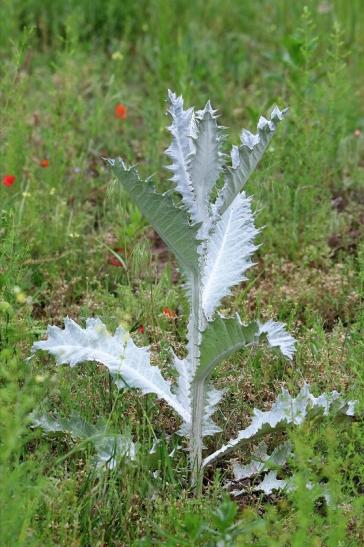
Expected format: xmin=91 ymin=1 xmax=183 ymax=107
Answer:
xmin=1 ymin=0 xmax=364 ymax=544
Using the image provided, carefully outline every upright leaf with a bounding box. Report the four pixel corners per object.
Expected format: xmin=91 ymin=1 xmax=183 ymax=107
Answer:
xmin=189 ymin=101 xmax=225 ymax=231
xmin=214 ymin=106 xmax=288 ymax=216
xmin=165 ymin=90 xmax=197 ymax=218
xmin=201 ymin=192 xmax=259 ymax=321
xmin=111 ymin=160 xmax=200 ymax=276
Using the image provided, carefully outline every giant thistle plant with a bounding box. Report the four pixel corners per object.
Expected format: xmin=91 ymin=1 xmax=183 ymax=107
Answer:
xmin=32 ymin=92 xmax=355 ymax=492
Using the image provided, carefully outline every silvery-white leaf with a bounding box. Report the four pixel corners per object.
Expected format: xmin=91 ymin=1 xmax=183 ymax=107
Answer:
xmin=202 ymin=385 xmax=224 ymax=437
xmin=31 ymin=412 xmax=87 ymax=435
xmin=270 ymin=106 xmax=285 ymax=121
xmin=112 ymin=339 xmax=191 ymax=423
xmin=189 ymin=100 xmax=225 ymax=232
xmin=31 ymin=412 xmax=136 ymax=469
xmin=232 ymin=473 xmax=332 ymax=503
xmin=173 ymin=353 xmax=192 ymax=414
xmin=169 ymin=445 xmax=180 ymax=458
xmin=94 ymin=434 xmax=136 ymax=469
xmin=230 ymin=145 xmax=240 ymax=169
xmin=32 ymin=318 xmax=190 ymax=423
xmin=172 ymin=353 xmax=193 ymax=434
xmin=232 ymin=442 xmax=269 ymax=480
xmin=197 ymin=315 xmax=258 ymax=382
xmin=305 ymin=481 xmax=332 ymax=505
xmin=201 ymin=193 xmax=259 ymax=321
xmin=172 ymin=353 xmax=223 ymax=440
xmin=258 ymin=320 xmax=296 ymax=359
xmin=231 ymin=471 xmax=289 ymax=497
xmin=253 ymin=471 xmax=288 ymax=495
xmin=301 ymin=383 xmax=356 ymax=417
xmin=165 ymin=90 xmax=197 ymax=218
xmin=203 ymin=384 xmax=356 ymax=468
xmin=175 ymin=380 xmax=223 ymax=438
xmin=247 ymin=476 xmax=332 ymax=504
xmin=111 ymin=160 xmax=201 ymax=277
xmin=257 ymin=116 xmax=275 ymax=132
xmin=186 ymin=306 xmax=203 ymax=370
xmin=32 ymin=317 xmax=123 ymax=369
xmin=346 ymin=401 xmax=356 ymax=416
xmin=232 ymin=440 xmax=293 ymax=480
xmin=268 ymin=440 xmax=293 ymax=468
xmin=197 ymin=315 xmax=294 ymax=384
xmin=241 ymin=129 xmax=260 ymax=149
xmin=214 ymin=106 xmax=288 ymax=216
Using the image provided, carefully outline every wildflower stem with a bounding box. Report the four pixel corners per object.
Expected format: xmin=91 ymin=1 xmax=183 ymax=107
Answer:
xmin=188 ymin=271 xmax=204 ymax=492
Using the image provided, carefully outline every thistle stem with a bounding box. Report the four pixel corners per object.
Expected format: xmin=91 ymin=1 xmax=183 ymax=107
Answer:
xmin=188 ymin=272 xmax=204 ymax=492
xmin=190 ymin=381 xmax=204 ymax=492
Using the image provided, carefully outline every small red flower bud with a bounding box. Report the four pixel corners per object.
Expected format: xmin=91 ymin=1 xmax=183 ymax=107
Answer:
xmin=40 ymin=159 xmax=49 ymax=168
xmin=162 ymin=307 xmax=177 ymax=320
xmin=114 ymin=103 xmax=127 ymax=120
xmin=2 ymin=174 xmax=16 ymax=187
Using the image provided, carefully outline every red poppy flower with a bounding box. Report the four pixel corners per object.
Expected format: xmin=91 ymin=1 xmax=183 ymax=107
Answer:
xmin=2 ymin=175 xmax=16 ymax=187
xmin=40 ymin=159 xmax=49 ymax=168
xmin=162 ymin=307 xmax=177 ymax=320
xmin=114 ymin=103 xmax=127 ymax=120
xmin=137 ymin=325 xmax=145 ymax=334
xmin=107 ymin=247 xmax=126 ymax=267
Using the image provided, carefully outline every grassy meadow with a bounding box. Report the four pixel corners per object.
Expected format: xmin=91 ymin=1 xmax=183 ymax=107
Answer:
xmin=1 ymin=0 xmax=364 ymax=544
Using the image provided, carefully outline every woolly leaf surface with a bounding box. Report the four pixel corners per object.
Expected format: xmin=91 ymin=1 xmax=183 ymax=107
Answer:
xmin=258 ymin=320 xmax=296 ymax=359
xmin=31 ymin=412 xmax=136 ymax=469
xmin=189 ymin=101 xmax=225 ymax=230
xmin=165 ymin=90 xmax=197 ymax=218
xmin=197 ymin=315 xmax=295 ymax=383
xmin=196 ymin=315 xmax=259 ymax=382
xmin=203 ymin=384 xmax=356 ymax=467
xmin=32 ymin=317 xmax=189 ymax=423
xmin=201 ymin=192 xmax=259 ymax=321
xmin=232 ymin=440 xmax=292 ymax=481
xmin=111 ymin=160 xmax=200 ymax=276
xmin=214 ymin=106 xmax=288 ymax=216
